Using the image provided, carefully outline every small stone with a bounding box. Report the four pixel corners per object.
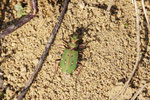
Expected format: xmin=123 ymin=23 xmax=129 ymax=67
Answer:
xmin=20 ymin=66 xmax=26 ymax=73
xmin=11 ymin=43 xmax=16 ymax=47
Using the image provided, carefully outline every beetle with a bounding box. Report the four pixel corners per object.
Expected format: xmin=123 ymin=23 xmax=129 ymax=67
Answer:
xmin=60 ymin=33 xmax=80 ymax=74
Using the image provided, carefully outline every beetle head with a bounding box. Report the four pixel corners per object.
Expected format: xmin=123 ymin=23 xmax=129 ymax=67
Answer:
xmin=71 ymin=34 xmax=78 ymax=43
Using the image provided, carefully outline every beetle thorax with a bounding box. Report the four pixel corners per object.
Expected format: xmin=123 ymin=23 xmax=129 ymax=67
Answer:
xmin=69 ymin=34 xmax=78 ymax=49
xmin=69 ymin=42 xmax=77 ymax=49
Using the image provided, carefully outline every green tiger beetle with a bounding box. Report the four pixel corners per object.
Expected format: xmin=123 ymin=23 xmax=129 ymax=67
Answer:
xmin=60 ymin=33 xmax=80 ymax=74
xmin=55 ymin=26 xmax=85 ymax=75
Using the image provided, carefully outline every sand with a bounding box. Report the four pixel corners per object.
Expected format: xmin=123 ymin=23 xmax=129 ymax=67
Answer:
xmin=0 ymin=0 xmax=150 ymax=99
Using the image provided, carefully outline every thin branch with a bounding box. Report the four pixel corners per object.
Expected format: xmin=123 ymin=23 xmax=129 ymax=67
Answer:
xmin=107 ymin=0 xmax=114 ymax=11
xmin=0 ymin=0 xmax=37 ymax=39
xmin=141 ymin=0 xmax=150 ymax=30
xmin=17 ymin=0 xmax=70 ymax=100
xmin=131 ymin=83 xmax=147 ymax=100
xmin=112 ymin=0 xmax=141 ymax=99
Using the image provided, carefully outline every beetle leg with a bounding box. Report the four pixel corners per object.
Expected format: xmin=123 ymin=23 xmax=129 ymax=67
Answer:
xmin=76 ymin=62 xmax=83 ymax=76
xmin=53 ymin=33 xmax=68 ymax=48
xmin=55 ymin=59 xmax=61 ymax=74
xmin=77 ymin=66 xmax=82 ymax=76
xmin=54 ymin=44 xmax=65 ymax=47
xmin=53 ymin=43 xmax=68 ymax=49
xmin=62 ymin=32 xmax=69 ymax=47
xmin=78 ymin=40 xmax=90 ymax=49
xmin=62 ymin=40 xmax=68 ymax=45
xmin=78 ymin=57 xmax=87 ymax=61
xmin=78 ymin=44 xmax=86 ymax=49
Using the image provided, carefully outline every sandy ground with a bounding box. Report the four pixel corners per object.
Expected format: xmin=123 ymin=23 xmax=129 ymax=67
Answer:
xmin=0 ymin=0 xmax=150 ymax=100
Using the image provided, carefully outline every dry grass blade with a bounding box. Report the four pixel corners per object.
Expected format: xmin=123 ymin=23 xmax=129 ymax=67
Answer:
xmin=131 ymin=83 xmax=147 ymax=100
xmin=107 ymin=0 xmax=114 ymax=11
xmin=112 ymin=0 xmax=141 ymax=99
xmin=17 ymin=0 xmax=70 ymax=100
xmin=142 ymin=0 xmax=150 ymax=30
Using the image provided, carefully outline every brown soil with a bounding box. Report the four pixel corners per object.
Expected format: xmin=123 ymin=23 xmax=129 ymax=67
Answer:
xmin=0 ymin=0 xmax=150 ymax=100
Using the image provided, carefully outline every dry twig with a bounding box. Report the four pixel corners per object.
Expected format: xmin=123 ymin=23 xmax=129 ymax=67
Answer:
xmin=17 ymin=0 xmax=70 ymax=100
xmin=131 ymin=83 xmax=147 ymax=100
xmin=141 ymin=0 xmax=150 ymax=30
xmin=112 ymin=0 xmax=141 ymax=99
